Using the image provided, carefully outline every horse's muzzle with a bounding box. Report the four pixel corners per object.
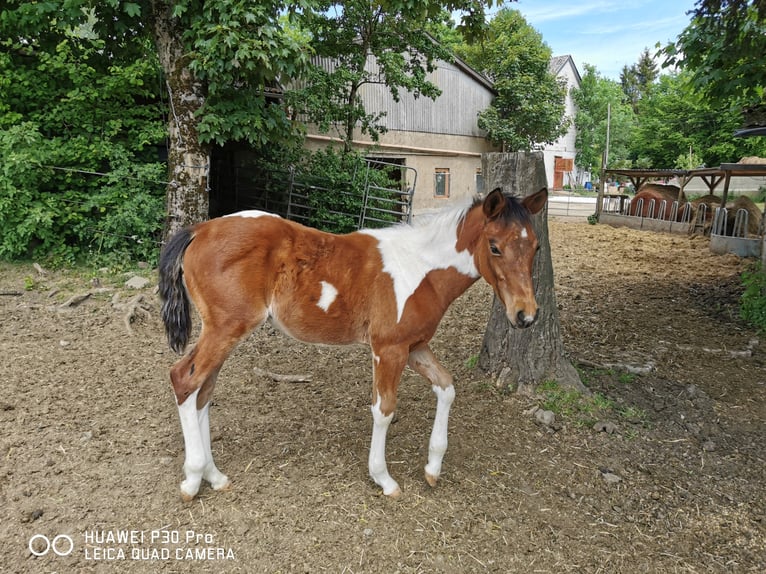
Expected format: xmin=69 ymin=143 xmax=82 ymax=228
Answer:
xmin=510 ymin=308 xmax=539 ymax=329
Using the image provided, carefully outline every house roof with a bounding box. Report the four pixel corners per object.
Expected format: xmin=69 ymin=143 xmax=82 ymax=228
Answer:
xmin=549 ymin=55 xmax=581 ymax=86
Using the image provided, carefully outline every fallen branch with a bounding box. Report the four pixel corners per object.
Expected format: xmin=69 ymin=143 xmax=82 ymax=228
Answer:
xmin=253 ymin=366 xmax=312 ymax=383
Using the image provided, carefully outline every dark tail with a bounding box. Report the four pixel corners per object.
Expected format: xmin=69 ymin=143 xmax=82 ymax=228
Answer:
xmin=158 ymin=227 xmax=195 ymax=354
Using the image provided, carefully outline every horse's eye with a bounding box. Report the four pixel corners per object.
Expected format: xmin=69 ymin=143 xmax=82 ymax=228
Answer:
xmin=489 ymin=242 xmax=502 ymax=256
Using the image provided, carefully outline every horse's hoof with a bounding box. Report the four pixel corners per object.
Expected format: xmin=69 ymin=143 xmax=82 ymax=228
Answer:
xmin=213 ymin=480 xmax=232 ymax=492
xmin=385 ymin=486 xmax=402 ymax=498
xmin=180 ymin=479 xmax=199 ymax=502
xmin=425 ymin=472 xmax=438 ymax=487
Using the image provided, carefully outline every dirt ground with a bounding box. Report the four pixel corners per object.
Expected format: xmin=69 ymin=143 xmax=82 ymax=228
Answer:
xmin=1 ymin=219 xmax=764 ymax=573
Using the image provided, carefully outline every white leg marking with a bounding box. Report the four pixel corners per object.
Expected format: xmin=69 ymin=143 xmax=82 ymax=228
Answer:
xmin=425 ymin=385 xmax=455 ymax=483
xmin=177 ymin=389 xmax=207 ymax=499
xmin=368 ymin=397 xmax=400 ymax=496
xmin=198 ymin=403 xmax=230 ymax=490
xmin=316 ymin=280 xmax=338 ymax=312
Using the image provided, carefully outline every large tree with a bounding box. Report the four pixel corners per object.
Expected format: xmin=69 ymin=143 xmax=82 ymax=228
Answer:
xmin=478 ymin=152 xmax=584 ymax=393
xmin=292 ymin=2 xmax=442 ymax=150
xmin=662 ymin=0 xmax=766 ymax=126
xmin=620 ymin=48 xmax=659 ymax=114
xmin=454 ymin=8 xmax=569 ymax=151
xmin=572 ymin=64 xmax=635 ymax=173
xmin=628 ymin=72 xmax=766 ymax=169
xmin=2 ymin=0 xmax=312 ymax=238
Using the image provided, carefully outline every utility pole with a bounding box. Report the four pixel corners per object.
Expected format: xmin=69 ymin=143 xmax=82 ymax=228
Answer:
xmin=596 ymin=103 xmax=611 ymax=218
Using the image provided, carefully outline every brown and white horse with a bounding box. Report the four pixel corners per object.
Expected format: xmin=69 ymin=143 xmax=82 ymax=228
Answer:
xmin=158 ymin=187 xmax=547 ymax=501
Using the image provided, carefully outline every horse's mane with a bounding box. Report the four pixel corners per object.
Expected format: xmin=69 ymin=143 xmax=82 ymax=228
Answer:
xmin=470 ymin=191 xmax=532 ymax=225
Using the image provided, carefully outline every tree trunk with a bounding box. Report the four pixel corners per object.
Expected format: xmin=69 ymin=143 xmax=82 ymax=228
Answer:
xmin=150 ymin=0 xmax=211 ymax=239
xmin=478 ymin=152 xmax=585 ymax=394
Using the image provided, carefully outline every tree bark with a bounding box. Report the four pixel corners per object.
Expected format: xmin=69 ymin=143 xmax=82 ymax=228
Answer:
xmin=478 ymin=152 xmax=585 ymax=394
xmin=150 ymin=0 xmax=211 ymax=239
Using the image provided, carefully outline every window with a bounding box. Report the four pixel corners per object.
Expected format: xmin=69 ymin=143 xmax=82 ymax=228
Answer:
xmin=434 ymin=168 xmax=450 ymax=198
xmin=475 ymin=168 xmax=484 ymax=196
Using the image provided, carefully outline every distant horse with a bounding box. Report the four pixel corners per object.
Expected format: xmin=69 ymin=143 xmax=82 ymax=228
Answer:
xmin=158 ymin=188 xmax=548 ymax=501
xmin=629 ymin=184 xmax=688 ymax=221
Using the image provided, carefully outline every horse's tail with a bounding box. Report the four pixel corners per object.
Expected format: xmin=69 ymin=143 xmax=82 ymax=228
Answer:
xmin=158 ymin=227 xmax=195 ymax=354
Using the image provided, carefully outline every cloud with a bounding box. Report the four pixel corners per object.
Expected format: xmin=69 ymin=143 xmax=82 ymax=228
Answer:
xmin=517 ymin=0 xmax=624 ymax=23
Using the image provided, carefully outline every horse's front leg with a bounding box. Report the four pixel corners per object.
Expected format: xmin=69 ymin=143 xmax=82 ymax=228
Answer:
xmin=368 ymin=345 xmax=408 ymax=497
xmin=408 ymin=345 xmax=455 ymax=488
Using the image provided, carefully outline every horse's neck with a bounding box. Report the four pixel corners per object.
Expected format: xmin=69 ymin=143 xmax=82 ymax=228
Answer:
xmin=455 ymin=204 xmax=484 ymax=256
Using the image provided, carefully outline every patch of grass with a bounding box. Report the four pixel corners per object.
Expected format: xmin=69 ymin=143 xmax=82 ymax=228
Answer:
xmin=618 ymin=372 xmax=637 ymax=385
xmin=616 ymin=405 xmax=648 ymax=424
xmin=536 ymin=378 xmax=649 ymax=430
xmin=576 ymin=365 xmax=616 ymax=388
xmin=464 ymin=354 xmax=479 ymax=369
xmin=536 ymin=380 xmax=614 ymax=427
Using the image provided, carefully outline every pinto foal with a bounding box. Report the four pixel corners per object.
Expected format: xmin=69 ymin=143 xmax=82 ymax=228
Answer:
xmin=159 ymin=187 xmax=547 ymax=500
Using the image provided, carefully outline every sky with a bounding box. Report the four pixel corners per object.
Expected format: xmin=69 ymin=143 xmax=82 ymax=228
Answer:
xmin=511 ymin=0 xmax=699 ymax=80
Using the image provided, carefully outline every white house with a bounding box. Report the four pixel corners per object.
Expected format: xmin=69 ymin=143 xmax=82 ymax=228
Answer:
xmin=542 ymin=55 xmax=584 ymax=190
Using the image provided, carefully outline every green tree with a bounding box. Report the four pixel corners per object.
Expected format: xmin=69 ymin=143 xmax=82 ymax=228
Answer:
xmin=0 ymin=8 xmax=166 ymax=263
xmin=620 ymin=48 xmax=659 ymax=113
xmin=572 ymin=64 xmax=635 ymax=173
xmin=662 ymin=0 xmax=766 ymax=125
xmin=290 ymin=1 xmax=499 ymax=152
xmin=1 ymin=0 xmax=313 ymax=239
xmin=454 ymin=8 xmax=568 ymax=151
xmin=628 ymin=72 xmax=766 ymax=169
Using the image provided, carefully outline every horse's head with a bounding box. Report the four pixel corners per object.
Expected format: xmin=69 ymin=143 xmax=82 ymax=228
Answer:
xmin=474 ymin=187 xmax=547 ymax=329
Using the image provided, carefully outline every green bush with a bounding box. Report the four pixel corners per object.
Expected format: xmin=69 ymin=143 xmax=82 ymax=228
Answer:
xmin=0 ymin=124 xmax=165 ymax=266
xmin=0 ymin=33 xmax=167 ymax=267
xmin=740 ymin=263 xmax=766 ymax=332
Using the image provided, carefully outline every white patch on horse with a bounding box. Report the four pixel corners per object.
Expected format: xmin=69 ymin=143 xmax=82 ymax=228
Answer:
xmin=360 ymin=205 xmax=479 ymax=322
xmin=368 ymin=396 xmax=400 ymax=495
xmin=223 ymin=210 xmax=281 ymax=219
xmin=425 ymin=384 xmax=455 ymax=482
xmin=317 ymin=281 xmax=338 ymax=312
xmin=520 ymin=227 xmax=528 ymax=239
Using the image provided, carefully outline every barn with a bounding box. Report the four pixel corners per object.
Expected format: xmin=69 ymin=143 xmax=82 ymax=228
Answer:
xmin=210 ymin=52 xmax=583 ymax=220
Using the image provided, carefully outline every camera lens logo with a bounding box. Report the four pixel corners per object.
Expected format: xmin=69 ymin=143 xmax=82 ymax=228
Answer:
xmin=28 ymin=534 xmax=74 ymax=557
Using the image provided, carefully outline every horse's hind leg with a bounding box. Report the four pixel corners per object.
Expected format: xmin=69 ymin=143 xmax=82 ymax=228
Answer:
xmin=171 ymin=320 xmax=260 ymax=501
xmin=408 ymin=345 xmax=455 ymax=488
xmin=175 ymin=367 xmax=229 ymax=501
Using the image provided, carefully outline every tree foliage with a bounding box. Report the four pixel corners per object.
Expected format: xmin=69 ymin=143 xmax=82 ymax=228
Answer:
xmin=572 ymin=64 xmax=635 ymax=172
xmin=620 ymin=48 xmax=659 ymax=113
xmin=0 ymin=5 xmax=166 ymax=263
xmin=289 ymin=1 xmax=498 ymax=151
xmin=454 ymin=8 xmax=568 ymax=151
xmin=662 ymin=0 xmax=766 ymax=120
xmin=626 ymin=73 xmax=766 ymax=169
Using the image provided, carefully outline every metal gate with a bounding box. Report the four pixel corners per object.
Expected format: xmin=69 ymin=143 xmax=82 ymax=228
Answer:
xmin=212 ymin=158 xmax=416 ymax=232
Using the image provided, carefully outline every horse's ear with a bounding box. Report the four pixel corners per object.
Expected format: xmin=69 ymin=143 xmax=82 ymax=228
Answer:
xmin=523 ymin=188 xmax=548 ymax=215
xmin=483 ymin=188 xmax=506 ymax=220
